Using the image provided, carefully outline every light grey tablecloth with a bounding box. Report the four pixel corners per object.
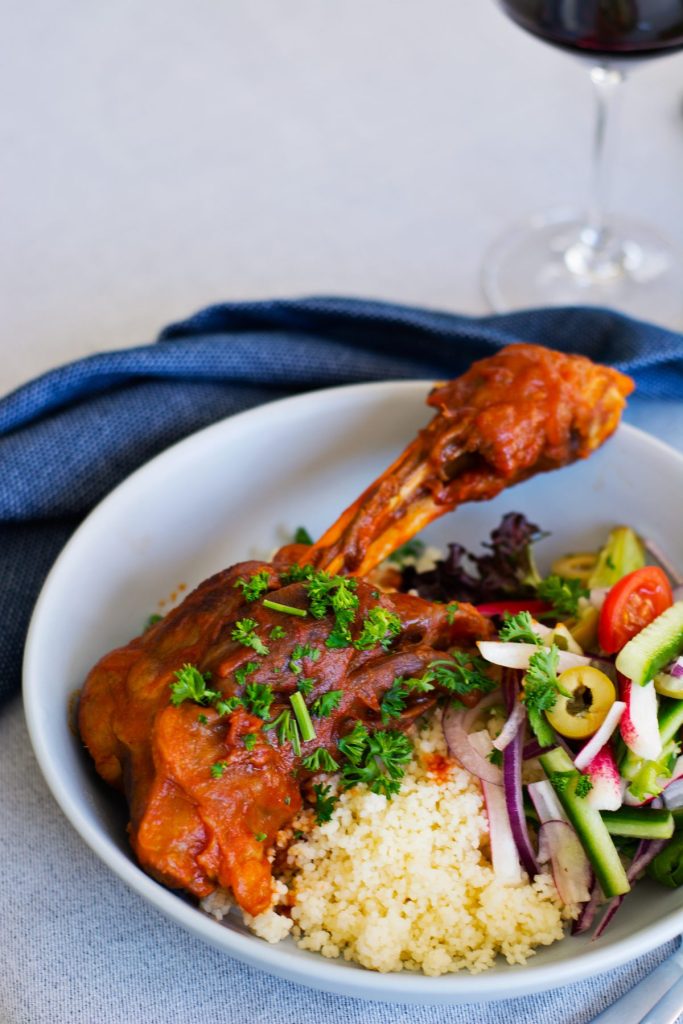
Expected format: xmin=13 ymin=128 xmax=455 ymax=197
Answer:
xmin=2 ymin=396 xmax=682 ymax=1024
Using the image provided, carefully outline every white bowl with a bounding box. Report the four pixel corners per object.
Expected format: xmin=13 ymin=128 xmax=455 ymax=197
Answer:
xmin=23 ymin=381 xmax=683 ymax=1004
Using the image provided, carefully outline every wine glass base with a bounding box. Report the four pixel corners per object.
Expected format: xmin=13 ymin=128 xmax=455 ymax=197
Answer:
xmin=482 ymin=209 xmax=683 ymax=328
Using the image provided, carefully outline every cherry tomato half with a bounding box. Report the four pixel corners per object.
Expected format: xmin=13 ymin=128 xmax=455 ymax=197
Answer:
xmin=598 ymin=566 xmax=673 ymax=655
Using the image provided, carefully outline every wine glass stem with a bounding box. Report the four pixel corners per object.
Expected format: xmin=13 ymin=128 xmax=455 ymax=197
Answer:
xmin=564 ymin=64 xmax=629 ymax=280
xmin=585 ymin=64 xmax=624 ymax=248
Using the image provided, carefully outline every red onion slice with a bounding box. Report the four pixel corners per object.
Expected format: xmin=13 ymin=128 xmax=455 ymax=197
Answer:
xmin=574 ymin=701 xmax=626 ymax=772
xmin=493 ymin=700 xmax=526 ymax=751
xmin=537 ymin=820 xmax=592 ymax=904
xmin=477 ymin=640 xmax=590 ymax=672
xmin=503 ymin=713 xmax=539 ymax=877
xmin=474 ymin=743 xmax=524 ymax=887
xmin=442 ymin=702 xmax=503 ymax=785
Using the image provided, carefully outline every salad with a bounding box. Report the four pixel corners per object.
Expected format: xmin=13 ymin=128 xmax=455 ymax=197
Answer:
xmin=396 ymin=515 xmax=683 ymax=938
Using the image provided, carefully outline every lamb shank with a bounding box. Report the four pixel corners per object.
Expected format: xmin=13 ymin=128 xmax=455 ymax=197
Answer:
xmin=78 ymin=343 xmax=633 ymax=916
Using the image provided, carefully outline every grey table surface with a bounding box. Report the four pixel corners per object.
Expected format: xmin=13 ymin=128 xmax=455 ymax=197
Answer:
xmin=2 ymin=3 xmax=683 ymax=1022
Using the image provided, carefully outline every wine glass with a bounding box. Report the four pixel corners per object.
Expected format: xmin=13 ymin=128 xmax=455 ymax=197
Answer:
xmin=483 ymin=1 xmax=683 ymax=325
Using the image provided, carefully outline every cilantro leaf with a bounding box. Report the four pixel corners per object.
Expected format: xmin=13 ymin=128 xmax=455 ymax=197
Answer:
xmin=243 ymin=733 xmax=258 ymax=751
xmin=296 ymin=676 xmax=315 ymax=696
xmin=215 ymin=696 xmax=243 ymax=716
xmin=270 ymin=625 xmax=287 ymax=640
xmin=210 ymin=761 xmax=228 ymax=779
xmin=170 ymin=664 xmax=218 ymax=707
xmin=337 ymin=722 xmax=370 ymax=765
xmin=289 ymin=643 xmax=320 ymax=675
xmin=234 ymin=661 xmax=259 ymax=687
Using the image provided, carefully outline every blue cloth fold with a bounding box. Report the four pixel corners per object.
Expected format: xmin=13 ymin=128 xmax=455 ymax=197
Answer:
xmin=2 ymin=296 xmax=682 ymax=705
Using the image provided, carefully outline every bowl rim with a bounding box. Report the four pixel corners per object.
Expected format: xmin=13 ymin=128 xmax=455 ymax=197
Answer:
xmin=22 ymin=379 xmax=683 ymax=1004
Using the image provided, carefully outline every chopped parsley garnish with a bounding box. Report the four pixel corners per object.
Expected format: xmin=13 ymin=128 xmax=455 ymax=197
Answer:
xmin=312 ymin=783 xmax=337 ymax=824
xmin=285 ymin=566 xmax=360 ymax=649
xmin=445 ymin=602 xmax=460 ymax=625
xmin=339 ymin=727 xmax=413 ymax=798
xmin=170 ymin=664 xmax=218 ymax=706
xmin=232 ymin=618 xmax=269 ymax=656
xmin=498 ymin=610 xmax=542 ymax=646
xmin=197 ymin=713 xmax=208 ymax=725
xmin=536 ymin=575 xmax=588 ymax=619
xmin=234 ymin=661 xmax=259 ymax=687
xmin=269 ymin=709 xmax=301 ymax=755
xmin=233 ymin=569 xmax=271 ymax=602
xmin=380 ymin=674 xmax=435 ymax=724
xmin=310 ymin=690 xmax=343 ymax=718
xmin=243 ymin=733 xmax=258 ymax=751
xmin=263 ymin=599 xmax=307 ymax=618
xmin=269 ymin=625 xmax=287 ymax=640
xmin=296 ymin=676 xmax=315 ymax=696
xmin=215 ymin=695 xmax=244 ymax=716
xmin=242 ymin=682 xmax=275 ymax=720
xmin=388 ymin=539 xmax=425 ymax=566
xmin=290 ymin=691 xmax=316 ymax=742
xmin=288 ymin=643 xmax=320 ymax=675
xmin=354 ymin=607 xmax=402 ymax=652
xmin=488 ymin=748 xmax=503 ymax=767
xmin=294 ymin=526 xmax=314 ymax=545
xmin=428 ymin=653 xmax=496 ymax=697
xmin=144 ymin=613 xmax=163 ymax=630
xmin=210 ymin=761 xmax=228 ymax=779
xmin=522 ymin=645 xmax=562 ymax=747
xmin=301 ymin=748 xmax=340 ymax=772
xmin=254 ymin=832 xmax=267 ymax=842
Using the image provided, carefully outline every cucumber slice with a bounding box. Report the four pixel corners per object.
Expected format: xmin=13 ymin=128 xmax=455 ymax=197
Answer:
xmin=602 ymin=806 xmax=674 ymax=840
xmin=539 ymin=747 xmax=630 ymax=898
xmin=616 ymin=602 xmax=683 ymax=688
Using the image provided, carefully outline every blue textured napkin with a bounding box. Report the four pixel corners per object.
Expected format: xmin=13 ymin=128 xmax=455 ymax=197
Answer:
xmin=2 ymin=296 xmax=682 ymax=706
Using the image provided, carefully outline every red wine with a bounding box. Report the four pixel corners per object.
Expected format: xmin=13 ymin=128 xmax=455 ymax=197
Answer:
xmin=499 ymin=1 xmax=683 ymax=58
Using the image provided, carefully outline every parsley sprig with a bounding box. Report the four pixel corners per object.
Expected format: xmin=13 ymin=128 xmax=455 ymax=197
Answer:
xmin=233 ymin=569 xmax=271 ymax=602
xmin=310 ymin=690 xmax=343 ymax=718
xmin=232 ymin=618 xmax=270 ymax=655
xmin=380 ymin=674 xmax=435 ymax=724
xmin=536 ymin=575 xmax=588 ymax=619
xmin=522 ymin=645 xmax=565 ymax=747
xmin=429 ymin=653 xmax=496 ymax=697
xmin=354 ymin=607 xmax=401 ymax=652
xmin=301 ymin=748 xmax=340 ymax=772
xmin=284 ymin=566 xmax=360 ymax=648
xmin=548 ymin=769 xmax=593 ymax=799
xmin=338 ymin=724 xmax=413 ymax=798
xmin=242 ymin=681 xmax=274 ymax=720
xmin=170 ymin=664 xmax=219 ymax=706
xmin=312 ymin=783 xmax=337 ymax=824
xmin=498 ymin=610 xmax=542 ymax=646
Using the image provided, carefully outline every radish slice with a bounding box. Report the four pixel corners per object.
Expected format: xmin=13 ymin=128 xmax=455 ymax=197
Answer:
xmin=619 ymin=677 xmax=662 ymax=762
xmin=469 ymin=731 xmax=524 ymax=886
xmin=583 ymin=745 xmax=623 ymax=812
xmin=537 ymin=820 xmax=592 ymax=904
xmin=492 ymin=701 xmax=526 ymax=751
xmin=589 ymin=588 xmax=608 ymax=611
xmin=477 ymin=641 xmax=591 ymax=672
xmin=442 ymin=704 xmax=503 ymax=785
xmin=574 ymin=702 xmax=626 ymax=771
xmin=528 ymin=780 xmax=568 ymax=825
